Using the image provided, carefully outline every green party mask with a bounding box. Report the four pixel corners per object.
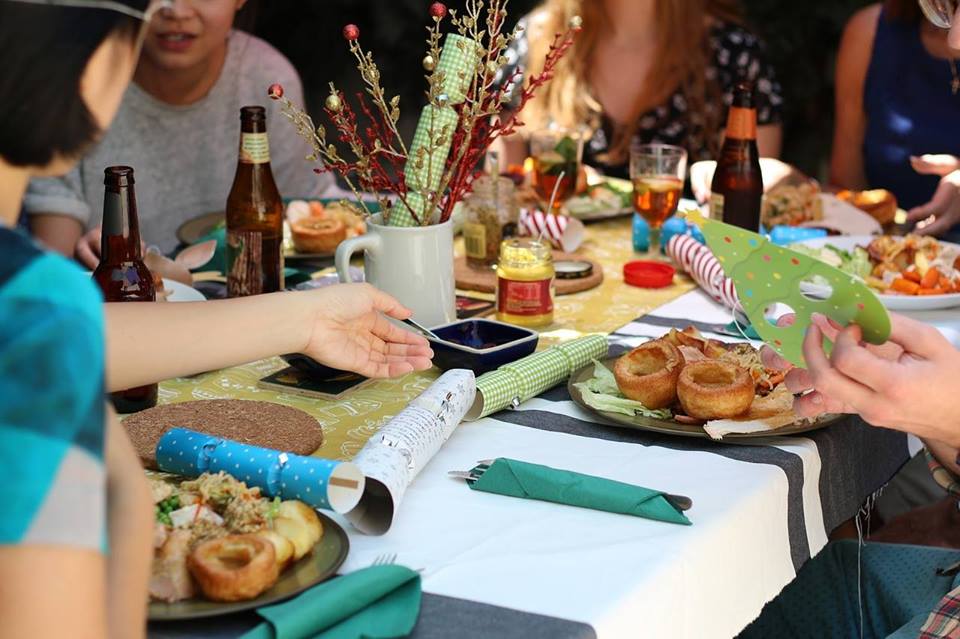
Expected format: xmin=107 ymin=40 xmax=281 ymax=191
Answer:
xmin=686 ymin=211 xmax=891 ymax=367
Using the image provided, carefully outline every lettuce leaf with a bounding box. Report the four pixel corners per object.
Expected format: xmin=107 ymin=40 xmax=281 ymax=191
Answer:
xmin=574 ymin=360 xmax=673 ymax=419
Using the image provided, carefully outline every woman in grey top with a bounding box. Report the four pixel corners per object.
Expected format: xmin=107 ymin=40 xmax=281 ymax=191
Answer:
xmin=25 ymin=0 xmax=334 ymax=263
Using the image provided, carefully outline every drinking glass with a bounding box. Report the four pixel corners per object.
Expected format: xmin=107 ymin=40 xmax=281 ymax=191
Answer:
xmin=529 ymin=128 xmax=584 ymax=210
xmin=630 ymin=143 xmax=687 ymax=255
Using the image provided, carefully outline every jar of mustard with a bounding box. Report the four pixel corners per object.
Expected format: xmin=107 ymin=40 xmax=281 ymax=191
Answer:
xmin=495 ymin=238 xmax=555 ymax=327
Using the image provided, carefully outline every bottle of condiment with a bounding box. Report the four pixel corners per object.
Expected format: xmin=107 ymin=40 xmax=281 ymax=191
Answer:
xmin=463 ymin=175 xmax=519 ymax=268
xmin=92 ymin=166 xmax=158 ymax=414
xmin=710 ymin=82 xmax=763 ymax=231
xmin=226 ymin=105 xmax=284 ymax=297
xmin=496 ymin=238 xmax=555 ymax=327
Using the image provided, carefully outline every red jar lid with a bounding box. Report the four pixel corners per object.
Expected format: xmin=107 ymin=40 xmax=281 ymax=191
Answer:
xmin=623 ymin=261 xmax=676 ymax=288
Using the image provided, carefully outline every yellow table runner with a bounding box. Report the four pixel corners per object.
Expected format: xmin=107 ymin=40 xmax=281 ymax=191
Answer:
xmin=159 ymin=217 xmax=694 ymax=460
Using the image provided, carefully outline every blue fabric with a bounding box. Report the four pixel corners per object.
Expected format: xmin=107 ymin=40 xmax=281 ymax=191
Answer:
xmin=737 ymin=541 xmax=960 ymax=639
xmin=863 ymin=11 xmax=960 ymax=210
xmin=0 ymin=227 xmax=106 ymax=548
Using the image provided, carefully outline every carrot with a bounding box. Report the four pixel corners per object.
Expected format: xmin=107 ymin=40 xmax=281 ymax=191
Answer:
xmin=918 ymin=288 xmax=949 ymax=296
xmin=891 ymin=278 xmax=921 ymax=295
xmin=939 ymin=276 xmax=953 ymax=289
xmin=903 ymin=269 xmax=922 ymax=283
xmin=921 ymin=267 xmax=942 ymax=289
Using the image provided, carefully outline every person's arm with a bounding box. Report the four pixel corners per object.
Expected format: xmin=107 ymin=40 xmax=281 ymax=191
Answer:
xmin=829 ymin=4 xmax=880 ymax=190
xmin=757 ymin=124 xmax=782 ymax=159
xmin=28 ymin=213 xmax=84 ymax=258
xmin=104 ymin=414 xmax=152 ymax=639
xmin=0 ymin=547 xmax=106 ymax=639
xmin=926 ymin=438 xmax=960 ymax=479
xmin=104 ymin=283 xmax=433 ymax=391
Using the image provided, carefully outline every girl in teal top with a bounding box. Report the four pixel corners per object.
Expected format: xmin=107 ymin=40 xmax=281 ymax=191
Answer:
xmin=0 ymin=2 xmax=433 ymax=636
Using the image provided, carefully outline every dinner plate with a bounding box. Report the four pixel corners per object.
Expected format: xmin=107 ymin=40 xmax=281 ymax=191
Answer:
xmin=567 ymin=356 xmax=841 ymax=441
xmin=174 ymin=198 xmax=378 ymax=262
xmin=563 ymin=176 xmax=635 ymax=222
xmin=148 ymin=512 xmax=349 ymax=621
xmin=795 ymin=235 xmax=960 ymax=311
xmin=163 ymin=279 xmax=206 ymax=302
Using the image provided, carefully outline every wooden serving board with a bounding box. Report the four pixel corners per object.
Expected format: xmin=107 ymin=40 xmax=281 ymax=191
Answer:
xmin=455 ymin=251 xmax=604 ymax=295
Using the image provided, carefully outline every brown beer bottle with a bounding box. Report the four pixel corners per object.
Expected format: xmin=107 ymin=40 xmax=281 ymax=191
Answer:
xmin=92 ymin=166 xmax=159 ymax=414
xmin=710 ymin=82 xmax=764 ymax=231
xmin=226 ymin=106 xmax=284 ymax=297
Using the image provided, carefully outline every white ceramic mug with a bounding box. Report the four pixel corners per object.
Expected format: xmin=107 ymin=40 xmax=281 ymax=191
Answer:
xmin=335 ymin=213 xmax=456 ymax=328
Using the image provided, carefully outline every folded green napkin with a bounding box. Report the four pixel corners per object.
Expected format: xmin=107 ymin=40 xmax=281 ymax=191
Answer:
xmin=467 ymin=458 xmax=691 ymax=526
xmin=240 ymin=565 xmax=421 ymax=639
xmin=470 ymin=334 xmax=608 ymax=419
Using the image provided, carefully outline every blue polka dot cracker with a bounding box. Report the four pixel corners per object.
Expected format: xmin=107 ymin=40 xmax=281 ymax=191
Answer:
xmin=684 ymin=211 xmax=891 ymax=367
xmin=155 ymin=428 xmax=365 ymax=514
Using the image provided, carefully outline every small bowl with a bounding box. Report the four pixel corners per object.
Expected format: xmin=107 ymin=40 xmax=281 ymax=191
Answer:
xmin=427 ymin=319 xmax=539 ymax=375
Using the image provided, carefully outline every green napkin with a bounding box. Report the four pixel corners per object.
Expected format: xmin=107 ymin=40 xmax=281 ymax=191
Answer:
xmin=240 ymin=565 xmax=421 ymax=639
xmin=468 ymin=458 xmax=692 ymax=526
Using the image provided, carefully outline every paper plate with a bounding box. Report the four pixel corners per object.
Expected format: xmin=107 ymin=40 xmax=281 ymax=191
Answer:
xmin=163 ymin=279 xmax=205 ymax=302
xmin=148 ymin=512 xmax=349 ymax=621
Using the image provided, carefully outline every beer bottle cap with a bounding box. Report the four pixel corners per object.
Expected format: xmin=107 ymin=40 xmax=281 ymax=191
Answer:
xmin=623 ymin=260 xmax=676 ymax=288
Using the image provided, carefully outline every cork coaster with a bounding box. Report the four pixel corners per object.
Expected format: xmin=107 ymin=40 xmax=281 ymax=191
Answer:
xmin=124 ymin=399 xmax=324 ymax=469
xmin=455 ymin=251 xmax=604 ymax=295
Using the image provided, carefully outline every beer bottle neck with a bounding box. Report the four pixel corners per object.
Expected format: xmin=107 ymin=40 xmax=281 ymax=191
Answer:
xmin=237 ymin=122 xmax=272 ymax=167
xmin=100 ymin=184 xmax=143 ymax=262
xmin=723 ymin=106 xmax=758 ymax=142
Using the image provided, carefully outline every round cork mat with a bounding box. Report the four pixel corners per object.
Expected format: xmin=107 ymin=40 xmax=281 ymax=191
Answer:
xmin=124 ymin=399 xmax=324 ymax=469
xmin=455 ymin=251 xmax=604 ymax=295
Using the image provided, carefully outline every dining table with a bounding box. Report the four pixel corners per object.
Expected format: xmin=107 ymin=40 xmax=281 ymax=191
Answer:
xmin=148 ymin=215 xmax=932 ymax=639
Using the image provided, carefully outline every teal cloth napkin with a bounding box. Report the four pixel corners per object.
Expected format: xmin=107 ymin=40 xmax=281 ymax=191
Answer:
xmin=240 ymin=565 xmax=421 ymax=639
xmin=468 ymin=458 xmax=691 ymax=526
xmin=724 ymin=320 xmax=761 ymax=340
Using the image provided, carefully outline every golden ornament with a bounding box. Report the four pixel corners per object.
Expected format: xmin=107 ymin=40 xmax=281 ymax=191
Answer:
xmin=568 ymin=15 xmax=583 ymax=29
xmin=325 ymin=93 xmax=342 ymax=112
xmin=422 ymin=54 xmax=436 ymax=72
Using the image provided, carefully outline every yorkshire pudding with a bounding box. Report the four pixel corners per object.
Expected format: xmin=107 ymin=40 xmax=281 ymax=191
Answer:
xmin=290 ymin=217 xmax=347 ymax=254
xmin=187 ymin=534 xmax=278 ymax=602
xmin=614 ymin=340 xmax=683 ymax=409
xmin=677 ymin=360 xmax=754 ymax=420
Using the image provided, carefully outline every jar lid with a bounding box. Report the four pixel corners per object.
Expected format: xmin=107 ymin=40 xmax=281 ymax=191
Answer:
xmin=554 ymin=260 xmax=593 ymax=279
xmin=623 ymin=260 xmax=676 ymax=288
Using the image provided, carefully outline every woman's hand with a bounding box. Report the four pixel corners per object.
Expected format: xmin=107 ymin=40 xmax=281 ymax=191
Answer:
xmin=907 ymin=168 xmax=960 ymax=236
xmin=762 ymin=313 xmax=960 ymax=447
xmin=301 ymin=283 xmax=434 ymax=378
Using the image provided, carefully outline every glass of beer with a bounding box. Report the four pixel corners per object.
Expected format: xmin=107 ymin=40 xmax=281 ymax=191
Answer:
xmin=530 ymin=128 xmax=584 ymax=210
xmin=630 ymin=143 xmax=687 ymax=255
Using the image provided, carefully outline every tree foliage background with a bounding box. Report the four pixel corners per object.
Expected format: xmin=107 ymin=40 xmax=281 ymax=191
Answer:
xmin=254 ymin=0 xmax=875 ymax=179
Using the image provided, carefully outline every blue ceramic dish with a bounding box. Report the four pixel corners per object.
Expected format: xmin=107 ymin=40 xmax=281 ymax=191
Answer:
xmin=427 ymin=319 xmax=538 ymax=375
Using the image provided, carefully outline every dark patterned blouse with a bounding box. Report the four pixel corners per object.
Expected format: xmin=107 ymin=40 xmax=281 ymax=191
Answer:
xmin=501 ymin=19 xmax=784 ymax=177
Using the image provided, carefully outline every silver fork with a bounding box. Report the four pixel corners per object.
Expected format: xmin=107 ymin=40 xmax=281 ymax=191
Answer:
xmin=371 ymin=552 xmax=397 ymax=567
xmin=448 ymin=459 xmax=694 ymax=512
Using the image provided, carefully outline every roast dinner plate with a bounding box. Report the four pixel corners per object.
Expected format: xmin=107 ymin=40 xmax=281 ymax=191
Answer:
xmin=568 ymin=356 xmax=841 ymax=441
xmin=148 ymin=512 xmax=349 ymax=621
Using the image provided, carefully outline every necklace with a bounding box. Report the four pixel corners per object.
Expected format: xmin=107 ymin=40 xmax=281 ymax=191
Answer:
xmin=951 ymin=58 xmax=960 ymax=95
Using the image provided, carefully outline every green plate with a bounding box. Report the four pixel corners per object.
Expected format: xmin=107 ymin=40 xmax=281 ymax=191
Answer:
xmin=174 ymin=198 xmax=380 ymax=262
xmin=567 ymin=356 xmax=841 ymax=441
xmin=148 ymin=512 xmax=349 ymax=621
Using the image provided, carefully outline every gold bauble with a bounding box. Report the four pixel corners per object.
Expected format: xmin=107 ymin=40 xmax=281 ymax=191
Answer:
xmin=325 ymin=93 xmax=342 ymax=112
xmin=422 ymin=55 xmax=436 ymax=72
xmin=568 ymin=15 xmax=583 ymax=29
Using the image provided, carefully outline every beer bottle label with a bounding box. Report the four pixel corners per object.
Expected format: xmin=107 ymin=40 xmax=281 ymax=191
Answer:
xmin=239 ymin=133 xmax=271 ymax=164
xmin=725 ymin=107 xmax=757 ymax=141
xmin=463 ymin=222 xmax=487 ymax=259
xmin=710 ymin=193 xmax=725 ymax=219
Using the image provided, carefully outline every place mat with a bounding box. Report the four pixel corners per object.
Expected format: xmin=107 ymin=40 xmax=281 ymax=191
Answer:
xmin=124 ymin=399 xmax=325 ymax=469
xmin=455 ymin=252 xmax=603 ymax=295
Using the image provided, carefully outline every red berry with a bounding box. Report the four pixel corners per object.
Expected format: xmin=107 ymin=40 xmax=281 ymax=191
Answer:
xmin=267 ymin=83 xmax=284 ymax=100
xmin=429 ymin=2 xmax=447 ymax=18
xmin=342 ymin=24 xmax=360 ymax=41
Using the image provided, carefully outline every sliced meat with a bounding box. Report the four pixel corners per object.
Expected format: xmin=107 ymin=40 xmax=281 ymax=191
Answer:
xmin=149 ymin=529 xmax=195 ymax=603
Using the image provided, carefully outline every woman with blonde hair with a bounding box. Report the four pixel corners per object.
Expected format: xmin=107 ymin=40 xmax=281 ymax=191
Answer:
xmin=499 ymin=0 xmax=783 ymax=176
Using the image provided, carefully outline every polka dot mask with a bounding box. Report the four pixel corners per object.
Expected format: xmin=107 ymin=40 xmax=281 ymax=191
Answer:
xmin=156 ymin=427 xmax=366 ymax=514
xmin=687 ymin=211 xmax=891 ymax=367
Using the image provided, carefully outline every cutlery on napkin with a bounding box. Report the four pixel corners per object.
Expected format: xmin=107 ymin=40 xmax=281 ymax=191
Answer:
xmin=449 ymin=458 xmax=692 ymax=525
xmin=618 ymin=314 xmax=760 ymax=340
xmin=240 ymin=564 xmax=421 ymax=639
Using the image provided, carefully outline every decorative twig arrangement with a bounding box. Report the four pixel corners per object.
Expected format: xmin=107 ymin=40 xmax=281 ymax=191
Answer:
xmin=269 ymin=1 xmax=580 ymax=227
